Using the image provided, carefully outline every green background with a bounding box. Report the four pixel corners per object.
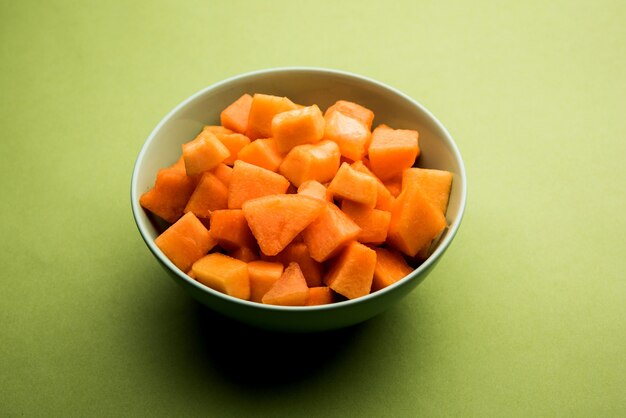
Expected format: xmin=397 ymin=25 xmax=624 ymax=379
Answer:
xmin=2 ymin=0 xmax=624 ymax=416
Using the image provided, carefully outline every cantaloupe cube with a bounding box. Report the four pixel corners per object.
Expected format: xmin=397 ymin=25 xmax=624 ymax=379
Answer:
xmin=297 ymin=180 xmax=332 ymax=202
xmin=325 ymin=100 xmax=375 ymax=130
xmin=262 ymin=262 xmax=309 ymax=306
xmin=323 ymin=110 xmax=371 ymax=161
xmin=140 ymin=166 xmax=197 ymax=223
xmin=350 ymin=160 xmax=395 ymax=211
xmin=325 ymin=241 xmax=376 ymax=300
xmin=328 ymin=162 xmax=378 ymax=208
xmin=372 ymin=247 xmax=413 ymax=291
xmin=271 ymin=105 xmax=325 ymax=153
xmin=302 ymin=203 xmax=361 ymax=262
xmin=247 ymin=260 xmax=284 ymax=302
xmin=155 ymin=212 xmax=216 ymax=272
xmin=387 ymin=181 xmax=446 ymax=257
xmin=209 ymin=209 xmax=256 ymax=250
xmin=368 ymin=125 xmax=419 ymax=180
xmin=266 ymin=242 xmax=323 ymax=287
xmin=220 ymin=93 xmax=253 ymax=134
xmin=305 ymin=287 xmax=334 ymax=306
xmin=340 ymin=200 xmax=391 ymax=245
xmin=182 ymin=128 xmax=231 ymax=176
xmin=184 ymin=172 xmax=228 ymax=219
xmin=242 ymin=194 xmax=326 ymax=256
xmin=246 ymin=94 xmax=298 ymax=140
xmin=214 ymin=132 xmax=251 ymax=166
xmin=402 ymin=168 xmax=453 ymax=214
xmin=192 ymin=253 xmax=250 ymax=300
xmin=237 ymin=137 xmax=284 ymax=172
xmin=227 ymin=160 xmax=290 ymax=209
xmin=279 ymin=140 xmax=341 ymax=187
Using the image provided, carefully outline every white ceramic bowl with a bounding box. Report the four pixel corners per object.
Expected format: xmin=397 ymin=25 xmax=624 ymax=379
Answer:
xmin=131 ymin=67 xmax=467 ymax=332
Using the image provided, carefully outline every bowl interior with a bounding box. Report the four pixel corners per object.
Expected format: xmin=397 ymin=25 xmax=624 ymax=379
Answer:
xmin=131 ymin=68 xmax=466 ymax=331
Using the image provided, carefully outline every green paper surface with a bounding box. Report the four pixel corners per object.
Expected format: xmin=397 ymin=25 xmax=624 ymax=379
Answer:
xmin=1 ymin=0 xmax=624 ymax=416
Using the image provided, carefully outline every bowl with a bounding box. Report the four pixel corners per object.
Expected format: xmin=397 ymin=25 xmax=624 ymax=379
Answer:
xmin=131 ymin=67 xmax=467 ymax=332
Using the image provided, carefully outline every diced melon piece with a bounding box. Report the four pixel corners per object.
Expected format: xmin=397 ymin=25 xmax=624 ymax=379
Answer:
xmin=247 ymin=260 xmax=284 ymax=303
xmin=305 ymin=287 xmax=334 ymax=306
xmin=182 ymin=129 xmax=231 ymax=176
xmin=220 ymin=93 xmax=253 ymax=134
xmin=272 ymin=105 xmax=325 ymax=153
xmin=372 ymin=247 xmax=413 ymax=291
xmin=246 ymin=94 xmax=298 ymax=140
xmin=402 ymin=168 xmax=453 ymax=214
xmin=227 ymin=160 xmax=290 ymax=209
xmin=155 ymin=212 xmax=216 ymax=272
xmin=184 ymin=172 xmax=228 ymax=219
xmin=302 ymin=203 xmax=361 ymax=262
xmin=279 ymin=140 xmax=341 ymax=187
xmin=340 ymin=200 xmax=391 ymax=245
xmin=242 ymin=194 xmax=326 ymax=256
xmin=237 ymin=137 xmax=284 ymax=172
xmin=323 ymin=110 xmax=371 ymax=161
xmin=209 ymin=209 xmax=256 ymax=250
xmin=387 ymin=181 xmax=446 ymax=257
xmin=368 ymin=125 xmax=419 ymax=180
xmin=262 ymin=262 xmax=309 ymax=306
xmin=192 ymin=253 xmax=250 ymax=300
xmin=324 ymin=241 xmax=376 ymax=300
xmin=325 ymin=100 xmax=375 ymax=130
xmin=140 ymin=166 xmax=197 ymax=223
xmin=328 ymin=162 xmax=378 ymax=208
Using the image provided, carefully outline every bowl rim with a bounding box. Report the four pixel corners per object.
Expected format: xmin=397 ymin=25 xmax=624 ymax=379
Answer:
xmin=131 ymin=66 xmax=467 ymax=312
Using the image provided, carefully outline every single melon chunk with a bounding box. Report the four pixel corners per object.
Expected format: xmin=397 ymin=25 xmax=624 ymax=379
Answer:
xmin=248 ymin=260 xmax=284 ymax=303
xmin=184 ymin=172 xmax=228 ymax=219
xmin=209 ymin=209 xmax=256 ymax=250
xmin=262 ymin=262 xmax=309 ymax=306
xmin=279 ymin=140 xmax=341 ymax=187
xmin=325 ymin=241 xmax=376 ymax=300
xmin=237 ymin=137 xmax=284 ymax=172
xmin=328 ymin=162 xmax=378 ymax=208
xmin=368 ymin=125 xmax=419 ymax=180
xmin=155 ymin=212 xmax=216 ymax=272
xmin=272 ymin=104 xmax=325 ymax=153
xmin=192 ymin=253 xmax=250 ymax=300
xmin=402 ymin=168 xmax=453 ymax=214
xmin=387 ymin=181 xmax=446 ymax=257
xmin=372 ymin=247 xmax=413 ymax=291
xmin=302 ymin=203 xmax=361 ymax=262
xmin=220 ymin=93 xmax=253 ymax=134
xmin=182 ymin=128 xmax=231 ymax=176
xmin=242 ymin=194 xmax=326 ymax=256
